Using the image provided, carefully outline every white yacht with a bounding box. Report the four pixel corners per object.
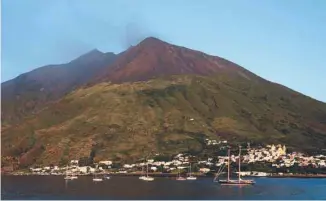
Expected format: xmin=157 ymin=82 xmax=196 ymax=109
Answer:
xmin=64 ymin=165 xmax=78 ymax=180
xmin=142 ymin=162 xmax=154 ymax=182
xmin=186 ymin=163 xmax=197 ymax=180
xmin=93 ymin=165 xmax=103 ymax=182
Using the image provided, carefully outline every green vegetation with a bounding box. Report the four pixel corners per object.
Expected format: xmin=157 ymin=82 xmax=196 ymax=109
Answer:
xmin=1 ymin=74 xmax=326 ymax=166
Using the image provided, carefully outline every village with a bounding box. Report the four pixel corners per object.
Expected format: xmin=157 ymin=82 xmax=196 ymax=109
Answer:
xmin=21 ymin=139 xmax=326 ymax=177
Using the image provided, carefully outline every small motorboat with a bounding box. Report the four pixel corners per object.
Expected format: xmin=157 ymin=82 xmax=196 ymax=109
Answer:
xmin=93 ymin=178 xmax=103 ymax=182
xmin=176 ymin=176 xmax=187 ymax=181
xmin=186 ymin=176 xmax=197 ymax=180
xmin=142 ymin=176 xmax=154 ymax=181
xmin=139 ymin=176 xmax=146 ymax=180
xmin=64 ymin=175 xmax=77 ymax=180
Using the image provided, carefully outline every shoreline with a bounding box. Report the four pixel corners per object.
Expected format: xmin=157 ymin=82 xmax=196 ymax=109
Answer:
xmin=267 ymin=174 xmax=326 ymax=178
xmin=2 ymin=172 xmax=326 ymax=178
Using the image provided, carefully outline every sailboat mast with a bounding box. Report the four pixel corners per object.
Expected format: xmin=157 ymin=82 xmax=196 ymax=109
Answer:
xmin=227 ymin=147 xmax=230 ymax=181
xmin=142 ymin=165 xmax=144 ymax=176
xmin=189 ymin=163 xmax=191 ymax=176
xmin=238 ymin=145 xmax=241 ymax=182
xmin=146 ymin=162 xmax=148 ymax=177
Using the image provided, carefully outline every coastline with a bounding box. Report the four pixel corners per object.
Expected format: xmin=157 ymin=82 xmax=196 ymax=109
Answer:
xmin=268 ymin=174 xmax=326 ymax=178
xmin=2 ymin=171 xmax=326 ymax=178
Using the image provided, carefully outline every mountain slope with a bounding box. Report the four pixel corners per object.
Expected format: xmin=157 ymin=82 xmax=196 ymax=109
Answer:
xmin=2 ymin=74 xmax=326 ymax=167
xmin=1 ymin=50 xmax=117 ymax=125
xmin=2 ymin=37 xmax=326 ymax=168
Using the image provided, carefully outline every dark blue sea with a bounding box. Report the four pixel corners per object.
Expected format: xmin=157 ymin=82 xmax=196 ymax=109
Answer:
xmin=1 ymin=176 xmax=326 ymax=200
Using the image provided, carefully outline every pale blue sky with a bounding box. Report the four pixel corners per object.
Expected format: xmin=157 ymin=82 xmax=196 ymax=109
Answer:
xmin=2 ymin=0 xmax=326 ymax=102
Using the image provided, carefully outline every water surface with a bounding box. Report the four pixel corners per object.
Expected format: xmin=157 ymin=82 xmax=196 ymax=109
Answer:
xmin=1 ymin=176 xmax=326 ymax=200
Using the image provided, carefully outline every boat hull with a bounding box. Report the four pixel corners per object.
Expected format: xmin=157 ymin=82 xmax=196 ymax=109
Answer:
xmin=186 ymin=176 xmax=197 ymax=180
xmin=64 ymin=176 xmax=78 ymax=180
xmin=93 ymin=178 xmax=103 ymax=182
xmin=139 ymin=176 xmax=146 ymax=180
xmin=218 ymin=179 xmax=255 ymax=185
xmin=142 ymin=177 xmax=154 ymax=181
xmin=176 ymin=177 xmax=187 ymax=181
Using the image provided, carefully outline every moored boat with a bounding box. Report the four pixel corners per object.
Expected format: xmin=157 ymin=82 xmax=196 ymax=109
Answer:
xmin=214 ymin=146 xmax=255 ymax=185
xmin=142 ymin=160 xmax=154 ymax=182
xmin=64 ymin=165 xmax=78 ymax=181
xmin=186 ymin=163 xmax=197 ymax=180
xmin=93 ymin=165 xmax=103 ymax=182
xmin=103 ymin=174 xmax=110 ymax=179
xmin=176 ymin=167 xmax=186 ymax=181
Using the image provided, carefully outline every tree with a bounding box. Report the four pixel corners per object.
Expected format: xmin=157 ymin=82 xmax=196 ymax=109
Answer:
xmin=153 ymin=155 xmax=171 ymax=162
xmin=111 ymin=163 xmax=121 ymax=169
xmin=157 ymin=165 xmax=164 ymax=173
xmin=192 ymin=163 xmax=199 ymax=172
xmin=78 ymin=157 xmax=93 ymax=167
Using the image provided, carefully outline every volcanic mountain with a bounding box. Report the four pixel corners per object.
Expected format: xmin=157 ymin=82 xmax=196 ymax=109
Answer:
xmin=1 ymin=37 xmax=326 ymax=168
xmin=1 ymin=50 xmax=117 ymax=125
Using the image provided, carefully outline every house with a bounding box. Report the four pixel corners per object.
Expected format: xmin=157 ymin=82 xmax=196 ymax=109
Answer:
xmin=199 ymin=168 xmax=210 ymax=173
xmin=78 ymin=166 xmax=89 ymax=173
xmin=99 ymin=161 xmax=113 ymax=165
xmin=70 ymin=160 xmax=79 ymax=165
xmin=123 ymin=164 xmax=133 ymax=169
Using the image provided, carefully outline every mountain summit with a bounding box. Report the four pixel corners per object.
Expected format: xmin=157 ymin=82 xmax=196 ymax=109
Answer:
xmin=91 ymin=37 xmax=253 ymax=84
xmin=71 ymin=49 xmax=104 ymax=64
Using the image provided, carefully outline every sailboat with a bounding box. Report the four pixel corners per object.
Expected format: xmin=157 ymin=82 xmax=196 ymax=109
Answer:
xmin=215 ymin=146 xmax=255 ymax=185
xmin=64 ymin=164 xmax=78 ymax=180
xmin=142 ymin=162 xmax=154 ymax=181
xmin=103 ymin=174 xmax=110 ymax=180
xmin=139 ymin=164 xmax=146 ymax=180
xmin=186 ymin=163 xmax=197 ymax=180
xmin=176 ymin=167 xmax=186 ymax=181
xmin=92 ymin=165 xmax=103 ymax=182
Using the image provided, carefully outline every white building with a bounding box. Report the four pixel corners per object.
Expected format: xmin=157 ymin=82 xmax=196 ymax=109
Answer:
xmin=99 ymin=161 xmax=113 ymax=165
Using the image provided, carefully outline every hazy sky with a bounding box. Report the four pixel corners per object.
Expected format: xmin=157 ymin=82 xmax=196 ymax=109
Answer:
xmin=2 ymin=0 xmax=326 ymax=102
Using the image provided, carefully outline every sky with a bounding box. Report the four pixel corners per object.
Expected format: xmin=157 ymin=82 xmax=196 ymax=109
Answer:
xmin=1 ymin=0 xmax=326 ymax=102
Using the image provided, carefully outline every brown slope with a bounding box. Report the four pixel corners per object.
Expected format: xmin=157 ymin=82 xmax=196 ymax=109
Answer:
xmin=1 ymin=50 xmax=117 ymax=125
xmin=91 ymin=37 xmax=261 ymax=84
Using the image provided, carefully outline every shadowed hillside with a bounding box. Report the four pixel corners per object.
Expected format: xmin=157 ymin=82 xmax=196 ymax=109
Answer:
xmin=1 ymin=50 xmax=117 ymax=125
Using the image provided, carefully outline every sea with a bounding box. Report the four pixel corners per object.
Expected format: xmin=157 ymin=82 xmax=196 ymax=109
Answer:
xmin=1 ymin=176 xmax=326 ymax=200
